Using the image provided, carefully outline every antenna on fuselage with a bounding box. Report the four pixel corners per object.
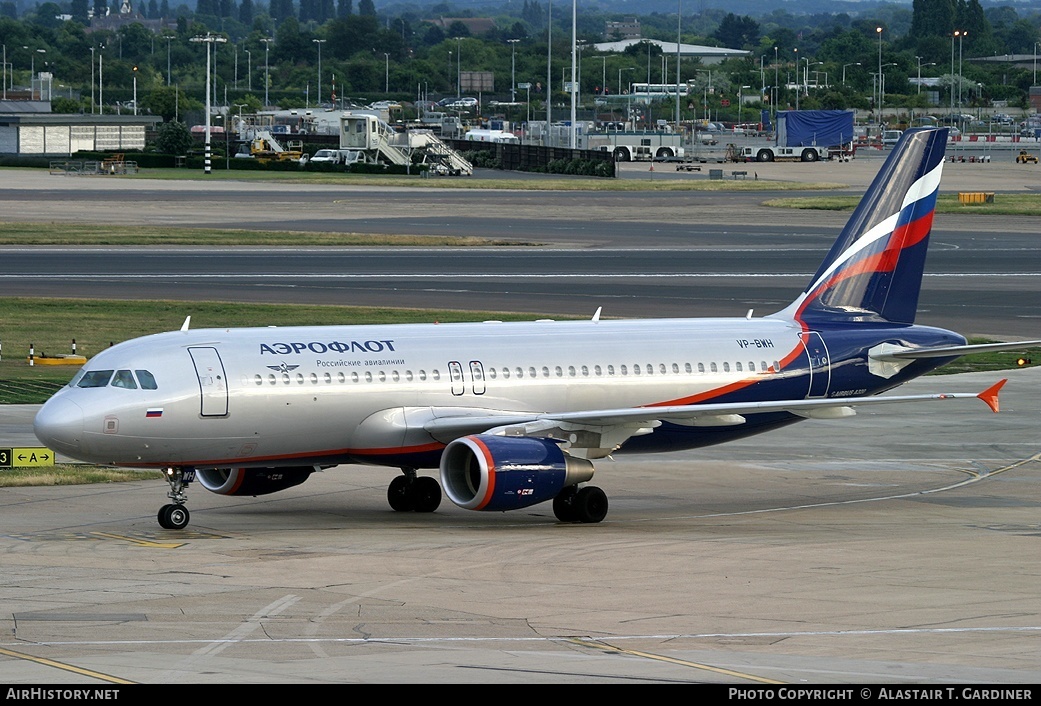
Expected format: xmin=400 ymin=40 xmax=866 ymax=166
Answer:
xmin=180 ymin=316 xmax=191 ymax=331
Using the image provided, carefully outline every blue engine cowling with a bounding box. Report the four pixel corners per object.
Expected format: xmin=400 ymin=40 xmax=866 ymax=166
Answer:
xmin=439 ymin=435 xmax=595 ymax=512
xmin=196 ymin=467 xmax=314 ymax=496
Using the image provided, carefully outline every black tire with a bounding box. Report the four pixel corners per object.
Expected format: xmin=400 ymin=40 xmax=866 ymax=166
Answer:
xmin=387 ymin=475 xmax=415 ymax=512
xmin=801 ymin=149 xmax=818 ymax=162
xmin=574 ymin=486 xmax=609 ymax=524
xmin=412 ymin=476 xmax=442 ymax=513
xmin=613 ymin=148 xmax=630 ymax=162
xmin=756 ymin=149 xmax=773 ymax=163
xmin=552 ymin=486 xmax=580 ymax=522
xmin=158 ymin=504 xmax=190 ymax=530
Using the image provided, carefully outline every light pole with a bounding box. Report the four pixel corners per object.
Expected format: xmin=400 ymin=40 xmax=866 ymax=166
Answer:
xmin=738 ymin=85 xmax=750 ymax=125
xmin=773 ymin=46 xmax=778 ymax=123
xmin=384 ymin=52 xmax=390 ymax=93
xmin=98 ymin=44 xmax=104 ymax=115
xmin=958 ymin=30 xmax=967 ymax=110
xmin=916 ymin=57 xmax=935 ymax=94
xmin=245 ymin=49 xmax=251 ymax=92
xmin=880 ymin=62 xmax=896 ymax=126
xmin=2 ymin=44 xmax=5 ymax=101
xmin=950 ymin=30 xmax=960 ymax=115
xmin=842 ymin=62 xmax=859 ymax=85
xmin=261 ymin=37 xmax=273 ymax=108
xmin=1028 ymin=41 xmax=1036 ymax=86
xmin=618 ymin=66 xmax=635 ymax=125
xmin=132 ymin=65 xmax=137 ymax=115
xmin=876 ymin=26 xmax=883 ymax=128
xmin=507 ymin=39 xmax=518 ymax=102
xmin=455 ymin=37 xmax=462 ymax=98
xmin=191 ymin=33 xmax=228 ymax=175
xmin=165 ymin=35 xmax=172 ymax=86
xmin=313 ymin=39 xmax=325 ymax=106
xmin=89 ymin=46 xmax=94 ymax=112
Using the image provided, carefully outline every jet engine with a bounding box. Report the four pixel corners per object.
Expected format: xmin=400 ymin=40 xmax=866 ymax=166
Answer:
xmin=439 ymin=435 xmax=595 ymax=512
xmin=196 ymin=467 xmax=314 ymax=496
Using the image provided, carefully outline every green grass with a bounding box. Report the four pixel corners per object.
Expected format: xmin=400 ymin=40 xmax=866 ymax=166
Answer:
xmin=0 ymin=297 xmax=579 ymax=404
xmin=763 ymin=193 xmax=1041 ymax=215
xmin=0 ymin=465 xmax=164 ymax=487
xmin=0 ymin=222 xmax=528 ymax=246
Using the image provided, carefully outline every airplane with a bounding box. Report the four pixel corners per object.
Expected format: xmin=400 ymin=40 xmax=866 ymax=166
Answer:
xmin=33 ymin=127 xmax=1039 ymax=530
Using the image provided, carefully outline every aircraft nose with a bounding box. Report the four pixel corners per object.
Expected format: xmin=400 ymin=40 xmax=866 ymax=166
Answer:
xmin=34 ymin=397 xmax=85 ymax=457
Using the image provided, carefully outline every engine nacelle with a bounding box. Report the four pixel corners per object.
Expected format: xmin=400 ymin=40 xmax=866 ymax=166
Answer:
xmin=196 ymin=467 xmax=314 ymax=496
xmin=440 ymin=435 xmax=595 ymax=512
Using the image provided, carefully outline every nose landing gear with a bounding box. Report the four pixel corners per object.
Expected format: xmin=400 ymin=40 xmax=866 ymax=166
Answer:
xmin=158 ymin=467 xmax=194 ymax=529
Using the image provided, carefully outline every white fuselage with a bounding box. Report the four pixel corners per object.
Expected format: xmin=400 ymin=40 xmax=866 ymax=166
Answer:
xmin=36 ymin=316 xmax=810 ymax=469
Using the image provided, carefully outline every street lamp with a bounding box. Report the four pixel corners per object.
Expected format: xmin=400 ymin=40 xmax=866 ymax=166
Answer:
xmin=132 ymin=65 xmax=137 ymax=115
xmin=165 ymin=35 xmax=172 ymax=86
xmin=313 ymin=39 xmax=325 ymax=106
xmin=950 ymin=30 xmax=961 ymax=115
xmin=245 ymin=49 xmax=251 ymax=92
xmin=455 ymin=37 xmax=462 ymax=98
xmin=190 ymin=33 xmax=228 ymax=175
xmin=618 ymin=66 xmax=635 ymax=125
xmin=916 ymin=57 xmax=935 ymax=95
xmin=507 ymin=39 xmax=519 ymax=102
xmin=384 ymin=52 xmax=390 ymax=93
xmin=876 ymin=26 xmax=883 ymax=128
xmin=1034 ymin=42 xmax=1039 ymax=86
xmin=261 ymin=37 xmax=273 ymax=108
xmin=89 ymin=46 xmax=94 ymax=112
xmin=842 ymin=62 xmax=860 ymax=85
xmin=958 ymin=30 xmax=968 ymax=109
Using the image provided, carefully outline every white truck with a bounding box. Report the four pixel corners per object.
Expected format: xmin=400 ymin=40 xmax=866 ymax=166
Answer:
xmin=736 ymin=110 xmax=855 ymax=163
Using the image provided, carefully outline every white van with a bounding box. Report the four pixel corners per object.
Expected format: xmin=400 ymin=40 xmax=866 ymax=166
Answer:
xmin=881 ymin=130 xmax=902 ymax=147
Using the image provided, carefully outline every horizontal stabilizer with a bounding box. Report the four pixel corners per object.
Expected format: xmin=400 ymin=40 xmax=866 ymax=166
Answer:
xmin=873 ymin=340 xmax=1041 ymax=360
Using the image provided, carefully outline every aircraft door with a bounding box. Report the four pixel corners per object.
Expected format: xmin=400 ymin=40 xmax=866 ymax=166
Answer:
xmin=188 ymin=347 xmax=229 ymax=416
xmin=448 ymin=361 xmax=465 ymax=396
xmin=799 ymin=332 xmax=831 ymax=398
xmin=469 ymin=361 xmax=486 ymax=395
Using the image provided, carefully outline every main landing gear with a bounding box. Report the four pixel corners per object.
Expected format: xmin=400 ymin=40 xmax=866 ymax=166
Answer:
xmin=387 ymin=467 xmax=442 ymax=513
xmin=552 ymin=485 xmax=609 ymax=524
xmin=158 ymin=466 xmax=194 ymax=530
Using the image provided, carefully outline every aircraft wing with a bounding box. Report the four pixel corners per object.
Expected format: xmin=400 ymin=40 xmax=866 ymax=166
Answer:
xmin=423 ymin=380 xmax=1007 ymax=456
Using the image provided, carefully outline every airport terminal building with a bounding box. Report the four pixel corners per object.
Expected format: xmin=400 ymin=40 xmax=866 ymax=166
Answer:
xmin=0 ymin=105 xmax=160 ymax=156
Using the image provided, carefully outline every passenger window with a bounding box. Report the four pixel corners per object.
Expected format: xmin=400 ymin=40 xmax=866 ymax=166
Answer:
xmin=723 ymin=362 xmax=731 ymax=372
xmin=136 ymin=370 xmax=158 ymax=389
xmin=110 ymin=370 xmax=137 ymax=389
xmin=78 ymin=370 xmax=114 ymax=388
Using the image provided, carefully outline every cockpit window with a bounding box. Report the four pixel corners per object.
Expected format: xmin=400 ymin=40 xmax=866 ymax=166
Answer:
xmin=77 ymin=370 xmax=114 ymax=388
xmin=111 ymin=370 xmax=138 ymax=389
xmin=136 ymin=370 xmax=158 ymax=390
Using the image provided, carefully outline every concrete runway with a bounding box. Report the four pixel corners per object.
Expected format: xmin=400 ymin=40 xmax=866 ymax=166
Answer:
xmin=1 ymin=369 xmax=1039 ymax=684
xmin=1 ymin=159 xmax=1040 ymax=684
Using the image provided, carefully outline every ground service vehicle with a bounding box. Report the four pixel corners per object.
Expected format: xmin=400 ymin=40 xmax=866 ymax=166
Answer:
xmin=739 ymin=110 xmax=855 ymax=163
xmin=1016 ymin=150 xmax=1038 ymax=164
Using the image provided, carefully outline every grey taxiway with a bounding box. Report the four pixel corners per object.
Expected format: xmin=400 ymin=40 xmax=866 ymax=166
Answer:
xmin=0 ymin=160 xmax=1039 ymax=684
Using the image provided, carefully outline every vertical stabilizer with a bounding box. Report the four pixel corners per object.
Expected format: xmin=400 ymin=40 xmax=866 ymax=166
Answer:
xmin=777 ymin=128 xmax=948 ymax=326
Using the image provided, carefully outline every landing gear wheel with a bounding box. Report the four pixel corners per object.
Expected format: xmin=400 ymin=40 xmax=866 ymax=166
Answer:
xmin=574 ymin=486 xmax=609 ymax=524
xmin=552 ymin=486 xmax=580 ymax=522
xmin=388 ymin=475 xmax=416 ymax=512
xmin=411 ymin=476 xmax=442 ymax=513
xmin=158 ymin=504 xmax=190 ymax=530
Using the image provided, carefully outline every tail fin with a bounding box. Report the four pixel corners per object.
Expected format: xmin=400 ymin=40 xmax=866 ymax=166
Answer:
xmin=778 ymin=128 xmax=948 ymax=326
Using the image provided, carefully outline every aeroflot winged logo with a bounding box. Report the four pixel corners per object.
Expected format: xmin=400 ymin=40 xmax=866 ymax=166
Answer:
xmin=260 ymin=339 xmax=397 ymax=355
xmin=267 ymin=363 xmax=300 ymax=374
